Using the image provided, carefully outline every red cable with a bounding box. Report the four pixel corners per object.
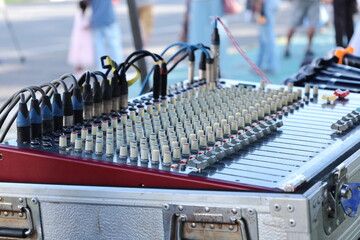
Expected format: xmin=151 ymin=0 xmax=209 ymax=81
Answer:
xmin=216 ymin=16 xmax=272 ymax=84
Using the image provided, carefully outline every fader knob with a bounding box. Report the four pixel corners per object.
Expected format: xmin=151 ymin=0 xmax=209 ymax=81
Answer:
xmin=59 ymin=135 xmax=67 ymax=149
xmin=94 ymin=137 xmax=103 ymax=154
xmin=106 ymin=142 xmax=114 ymax=157
xmin=74 ymin=138 xmax=82 ymax=152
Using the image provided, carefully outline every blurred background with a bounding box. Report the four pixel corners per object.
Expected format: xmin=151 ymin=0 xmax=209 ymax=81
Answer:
xmin=0 ymin=0 xmax=355 ymax=104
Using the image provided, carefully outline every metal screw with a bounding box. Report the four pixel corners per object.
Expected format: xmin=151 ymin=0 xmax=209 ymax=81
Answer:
xmin=323 ymin=190 xmax=328 ymax=199
xmin=205 ymin=207 xmax=210 ymax=212
xmin=287 ymin=204 xmax=294 ymax=212
xmin=248 ymin=209 xmax=254 ymax=215
xmin=18 ymin=212 xmax=23 ymax=217
xmin=31 ymin=198 xmax=38 ymax=204
xmin=289 ymin=219 xmax=296 ymax=227
xmin=163 ymin=204 xmax=169 ymax=210
xmin=191 ymin=223 xmax=196 ymax=228
xmin=274 ymin=204 xmax=281 ymax=211
xmin=210 ymin=224 xmax=215 ymax=229
xmin=178 ymin=205 xmax=183 ymax=211
xmin=228 ymin=225 xmax=234 ymax=230
xmin=4 ymin=211 xmax=8 ymax=216
xmin=231 ymin=208 xmax=237 ymax=214
xmin=340 ymin=185 xmax=350 ymax=198
xmin=19 ymin=198 xmax=23 ymax=203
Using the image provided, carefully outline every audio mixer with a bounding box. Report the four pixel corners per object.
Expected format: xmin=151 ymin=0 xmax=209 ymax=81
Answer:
xmin=0 ymin=77 xmax=359 ymax=192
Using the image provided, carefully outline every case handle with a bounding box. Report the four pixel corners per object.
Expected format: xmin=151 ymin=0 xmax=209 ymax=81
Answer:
xmin=0 ymin=207 xmax=33 ymax=238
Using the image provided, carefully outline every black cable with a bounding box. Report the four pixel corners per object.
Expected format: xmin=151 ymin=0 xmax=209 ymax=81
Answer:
xmin=60 ymin=73 xmax=78 ymax=88
xmin=168 ymin=51 xmax=189 ymax=73
xmin=0 ymin=80 xmax=63 ymax=142
xmin=0 ymin=86 xmax=45 ymax=143
xmin=0 ymin=87 xmax=36 ymax=130
xmin=51 ymin=79 xmax=69 ymax=93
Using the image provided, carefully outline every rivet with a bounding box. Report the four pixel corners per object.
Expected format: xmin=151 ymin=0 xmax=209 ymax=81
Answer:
xmin=317 ymin=196 xmax=322 ymax=205
xmin=31 ymin=198 xmax=37 ymax=204
xmin=327 ymin=226 xmax=332 ymax=234
xmin=191 ymin=223 xmax=196 ymax=228
xmin=19 ymin=198 xmax=23 ymax=203
xmin=4 ymin=211 xmax=8 ymax=216
xmin=231 ymin=208 xmax=237 ymax=214
xmin=274 ymin=204 xmax=281 ymax=211
xmin=205 ymin=207 xmax=210 ymax=212
xmin=228 ymin=225 xmax=234 ymax=230
xmin=18 ymin=212 xmax=23 ymax=217
xmin=336 ymin=219 xmax=340 ymax=226
xmin=210 ymin=224 xmax=215 ymax=229
xmin=0 ymin=153 xmax=3 ymax=160
xmin=163 ymin=204 xmax=169 ymax=210
xmin=287 ymin=204 xmax=294 ymax=212
xmin=248 ymin=209 xmax=254 ymax=215
xmin=289 ymin=219 xmax=296 ymax=227
xmin=313 ymin=200 xmax=317 ymax=208
xmin=178 ymin=205 xmax=183 ymax=211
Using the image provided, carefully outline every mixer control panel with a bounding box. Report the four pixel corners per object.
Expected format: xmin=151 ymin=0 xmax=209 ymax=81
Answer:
xmin=4 ymin=80 xmax=360 ymax=191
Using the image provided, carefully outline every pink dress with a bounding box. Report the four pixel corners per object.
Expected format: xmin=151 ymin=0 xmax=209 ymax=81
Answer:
xmin=67 ymin=12 xmax=94 ymax=68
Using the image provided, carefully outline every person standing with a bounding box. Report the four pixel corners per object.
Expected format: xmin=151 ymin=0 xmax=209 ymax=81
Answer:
xmin=254 ymin=0 xmax=280 ymax=73
xmin=284 ymin=0 xmax=320 ymax=57
xmin=82 ymin=0 xmax=124 ymax=69
xmin=68 ymin=1 xmax=94 ymax=77
xmin=333 ymin=0 xmax=357 ymax=47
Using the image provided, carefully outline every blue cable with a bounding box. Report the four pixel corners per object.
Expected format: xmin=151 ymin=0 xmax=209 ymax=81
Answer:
xmin=139 ymin=45 xmax=190 ymax=95
xmin=138 ymin=43 xmax=212 ymax=95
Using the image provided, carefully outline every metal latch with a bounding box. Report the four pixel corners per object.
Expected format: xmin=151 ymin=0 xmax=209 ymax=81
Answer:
xmin=163 ymin=204 xmax=258 ymax=240
xmin=322 ymin=164 xmax=347 ymax=235
xmin=340 ymin=183 xmax=360 ymax=217
xmin=322 ymin=163 xmax=360 ymax=235
xmin=0 ymin=197 xmax=42 ymax=239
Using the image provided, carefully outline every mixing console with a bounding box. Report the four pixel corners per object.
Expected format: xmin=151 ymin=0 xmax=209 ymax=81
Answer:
xmin=1 ymin=79 xmax=360 ymax=192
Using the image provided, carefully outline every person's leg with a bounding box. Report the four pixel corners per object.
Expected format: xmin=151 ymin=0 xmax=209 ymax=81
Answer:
xmin=345 ymin=0 xmax=355 ymax=45
xmin=333 ymin=0 xmax=345 ymax=47
xmin=92 ymin=27 xmax=106 ymax=70
xmin=285 ymin=0 xmax=303 ymax=57
xmin=285 ymin=27 xmax=295 ymax=57
xmin=138 ymin=4 xmax=154 ymax=46
xmin=257 ymin=24 xmax=266 ymax=69
xmin=104 ymin=22 xmax=124 ymax=65
xmin=264 ymin=0 xmax=279 ymax=71
xmin=306 ymin=26 xmax=315 ymax=54
xmin=306 ymin=0 xmax=320 ymax=54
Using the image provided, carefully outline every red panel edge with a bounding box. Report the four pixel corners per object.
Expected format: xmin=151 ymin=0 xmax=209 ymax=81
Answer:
xmin=0 ymin=145 xmax=283 ymax=192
